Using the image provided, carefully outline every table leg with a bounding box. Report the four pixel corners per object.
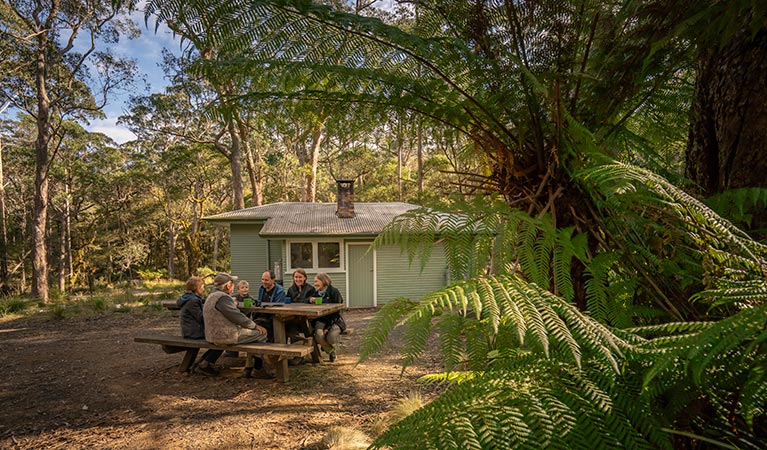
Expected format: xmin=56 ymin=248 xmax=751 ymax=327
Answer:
xmin=272 ymin=317 xmax=289 ymax=382
xmin=179 ymin=348 xmax=200 ymax=373
xmin=304 ymin=319 xmax=321 ymax=363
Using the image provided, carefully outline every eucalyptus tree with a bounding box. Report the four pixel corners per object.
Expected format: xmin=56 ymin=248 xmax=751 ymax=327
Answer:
xmin=0 ymin=114 xmax=36 ymax=294
xmin=47 ymin=121 xmax=116 ymax=292
xmin=143 ymin=10 xmax=267 ymax=209
xmin=120 ymin=91 xmax=230 ymax=277
xmin=0 ymin=0 xmax=138 ymax=301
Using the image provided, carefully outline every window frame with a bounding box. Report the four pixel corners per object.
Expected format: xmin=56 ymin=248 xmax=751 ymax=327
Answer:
xmin=286 ymin=239 xmax=344 ymax=273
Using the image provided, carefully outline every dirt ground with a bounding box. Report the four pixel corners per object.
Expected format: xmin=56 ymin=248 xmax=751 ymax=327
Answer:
xmin=0 ymin=305 xmax=444 ymax=450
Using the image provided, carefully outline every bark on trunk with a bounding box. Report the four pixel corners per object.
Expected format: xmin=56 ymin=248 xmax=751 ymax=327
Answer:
xmin=32 ymin=34 xmax=51 ymax=303
xmin=305 ymin=123 xmax=324 ymax=203
xmin=686 ymin=29 xmax=767 ymax=195
xmin=58 ymin=216 xmax=65 ymax=292
xmin=226 ymin=117 xmax=245 ymax=210
xmin=0 ymin=133 xmax=8 ymax=289
xmin=238 ymin=118 xmax=263 ymax=206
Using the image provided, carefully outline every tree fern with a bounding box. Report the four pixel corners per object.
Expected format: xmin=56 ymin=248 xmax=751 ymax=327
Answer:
xmin=359 ymin=275 xmax=629 ymax=375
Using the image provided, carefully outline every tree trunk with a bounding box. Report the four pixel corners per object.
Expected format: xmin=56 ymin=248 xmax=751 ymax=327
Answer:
xmin=0 ymin=131 xmax=8 ymax=290
xmin=32 ymin=38 xmax=51 ymax=303
xmin=58 ymin=215 xmax=65 ymax=292
xmin=212 ymin=226 xmax=222 ymax=271
xmin=239 ymin=118 xmax=263 ymax=206
xmin=168 ymin=208 xmax=177 ymax=280
xmin=226 ymin=117 xmax=245 ymax=210
xmin=417 ymin=120 xmax=424 ymax=195
xmin=397 ymin=117 xmax=403 ymax=201
xmin=686 ymin=29 xmax=767 ymax=195
xmin=305 ymin=123 xmax=324 ymax=203
xmin=65 ymin=183 xmax=73 ymax=290
xmin=186 ymin=181 xmax=204 ymax=276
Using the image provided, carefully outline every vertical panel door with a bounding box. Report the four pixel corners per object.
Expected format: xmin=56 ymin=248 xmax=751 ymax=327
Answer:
xmin=347 ymin=243 xmax=374 ymax=308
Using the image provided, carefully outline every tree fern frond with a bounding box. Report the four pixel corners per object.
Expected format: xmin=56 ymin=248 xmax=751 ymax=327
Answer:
xmin=357 ymin=297 xmax=417 ymax=363
xmin=553 ymin=226 xmax=579 ymax=301
xmin=419 ymin=370 xmax=478 ymax=385
xmin=361 ymin=274 xmax=629 ymax=374
xmin=371 ymin=360 xmax=670 ymax=450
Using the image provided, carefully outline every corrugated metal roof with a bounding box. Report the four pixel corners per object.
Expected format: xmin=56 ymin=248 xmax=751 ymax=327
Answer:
xmin=203 ymin=202 xmax=421 ymax=236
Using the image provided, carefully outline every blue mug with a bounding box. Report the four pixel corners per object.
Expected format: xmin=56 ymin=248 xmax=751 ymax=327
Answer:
xmin=284 ymin=296 xmax=292 ymax=304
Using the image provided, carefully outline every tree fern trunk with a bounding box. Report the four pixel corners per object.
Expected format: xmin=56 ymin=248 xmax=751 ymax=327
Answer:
xmin=686 ymin=29 xmax=767 ymax=195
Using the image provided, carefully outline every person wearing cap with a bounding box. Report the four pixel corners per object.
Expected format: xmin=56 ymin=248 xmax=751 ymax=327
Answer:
xmin=203 ymin=272 xmax=271 ymax=378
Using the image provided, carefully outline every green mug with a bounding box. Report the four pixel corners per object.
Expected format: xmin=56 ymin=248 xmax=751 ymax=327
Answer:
xmin=314 ymin=297 xmax=323 ymax=305
xmin=243 ymin=298 xmax=253 ymax=308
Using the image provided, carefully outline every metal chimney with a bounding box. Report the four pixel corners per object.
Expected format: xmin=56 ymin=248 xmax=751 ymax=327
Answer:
xmin=336 ymin=179 xmax=355 ymax=218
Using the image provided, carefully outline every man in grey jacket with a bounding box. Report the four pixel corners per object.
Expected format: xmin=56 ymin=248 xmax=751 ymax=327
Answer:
xmin=203 ymin=272 xmax=271 ymax=378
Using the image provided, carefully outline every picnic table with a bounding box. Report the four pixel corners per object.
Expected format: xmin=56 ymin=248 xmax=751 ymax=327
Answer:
xmin=156 ymin=300 xmax=347 ymax=381
xmin=246 ymin=302 xmax=346 ymax=368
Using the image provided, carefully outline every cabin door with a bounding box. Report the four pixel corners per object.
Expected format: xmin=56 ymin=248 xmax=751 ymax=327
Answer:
xmin=347 ymin=243 xmax=375 ymax=308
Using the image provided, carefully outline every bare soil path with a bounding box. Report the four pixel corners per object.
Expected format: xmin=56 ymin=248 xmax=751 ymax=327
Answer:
xmin=0 ymin=307 xmax=442 ymax=449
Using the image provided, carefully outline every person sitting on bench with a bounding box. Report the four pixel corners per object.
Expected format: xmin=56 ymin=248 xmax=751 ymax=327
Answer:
xmin=203 ymin=272 xmax=271 ymax=378
xmin=234 ymin=279 xmax=258 ymax=307
xmin=176 ymin=276 xmax=222 ymax=376
xmin=310 ymin=272 xmax=346 ymax=363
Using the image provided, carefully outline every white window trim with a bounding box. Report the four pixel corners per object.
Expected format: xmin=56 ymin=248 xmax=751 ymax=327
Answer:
xmin=285 ymin=239 xmax=345 ymax=273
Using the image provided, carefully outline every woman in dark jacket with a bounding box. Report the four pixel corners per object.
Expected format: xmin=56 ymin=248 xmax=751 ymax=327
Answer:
xmin=286 ymin=268 xmax=316 ymax=303
xmin=284 ymin=269 xmax=317 ymax=357
xmin=176 ymin=276 xmax=222 ymax=375
xmin=310 ymin=272 xmax=346 ymax=362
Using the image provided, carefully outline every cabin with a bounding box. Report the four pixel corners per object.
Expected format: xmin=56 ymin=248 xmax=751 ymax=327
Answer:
xmin=203 ymin=181 xmax=449 ymax=308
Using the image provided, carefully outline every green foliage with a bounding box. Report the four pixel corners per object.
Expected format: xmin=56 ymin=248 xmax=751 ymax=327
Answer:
xmin=360 ymin=275 xmax=628 ymax=375
xmin=363 ymin=160 xmax=767 ymax=448
xmin=374 ymin=198 xmax=589 ymax=303
xmin=578 ymin=162 xmax=767 ymax=319
xmin=49 ymin=302 xmax=67 ymax=320
xmin=362 ymin=275 xmax=767 ymax=449
xmin=703 ymin=187 xmax=767 ymax=234
xmin=85 ymin=295 xmax=112 ymax=313
xmin=0 ymin=297 xmax=28 ymax=317
xmin=136 ymin=268 xmax=169 ymax=282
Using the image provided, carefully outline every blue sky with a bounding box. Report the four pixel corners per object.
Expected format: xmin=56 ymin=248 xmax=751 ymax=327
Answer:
xmin=85 ymin=10 xmax=179 ymax=144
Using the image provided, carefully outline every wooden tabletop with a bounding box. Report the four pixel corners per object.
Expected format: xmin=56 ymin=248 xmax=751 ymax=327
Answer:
xmin=162 ymin=300 xmax=345 ymax=318
xmin=241 ymin=302 xmax=345 ymax=318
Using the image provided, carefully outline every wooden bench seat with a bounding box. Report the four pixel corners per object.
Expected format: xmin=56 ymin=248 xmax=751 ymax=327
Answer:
xmin=135 ymin=334 xmax=311 ymax=382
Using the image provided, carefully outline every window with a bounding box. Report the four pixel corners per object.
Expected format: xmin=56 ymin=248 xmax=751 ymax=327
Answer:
xmin=288 ymin=240 xmax=342 ymax=270
xmin=290 ymin=242 xmax=313 ymax=269
xmin=318 ymin=242 xmax=340 ymax=268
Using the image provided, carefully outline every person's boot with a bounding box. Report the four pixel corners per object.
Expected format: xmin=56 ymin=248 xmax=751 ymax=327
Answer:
xmin=195 ymin=361 xmax=220 ymax=376
xmin=241 ymin=366 xmax=254 ymax=378
xmin=328 ymin=349 xmax=337 ymax=363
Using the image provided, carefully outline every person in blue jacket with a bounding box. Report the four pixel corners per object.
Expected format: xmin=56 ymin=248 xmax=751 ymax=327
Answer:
xmin=175 ymin=276 xmax=222 ymax=376
xmin=253 ymin=270 xmax=286 ymax=342
xmin=257 ymin=270 xmax=286 ymax=303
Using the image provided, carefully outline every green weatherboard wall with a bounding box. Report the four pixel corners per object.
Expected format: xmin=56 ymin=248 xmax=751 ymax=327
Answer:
xmin=230 ymin=225 xmax=448 ymax=307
